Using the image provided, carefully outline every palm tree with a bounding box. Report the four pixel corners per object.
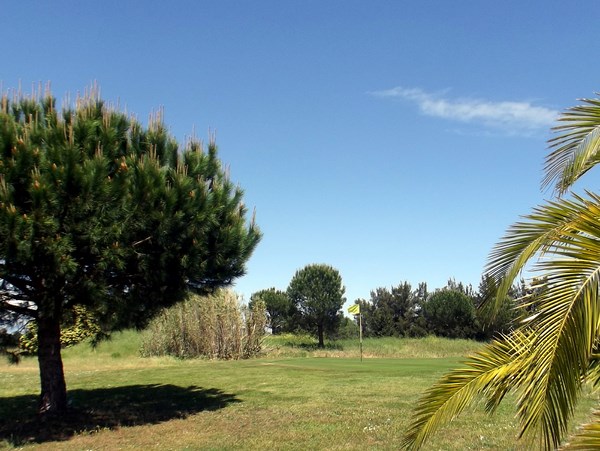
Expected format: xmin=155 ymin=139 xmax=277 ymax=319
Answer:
xmin=402 ymin=95 xmax=600 ymax=450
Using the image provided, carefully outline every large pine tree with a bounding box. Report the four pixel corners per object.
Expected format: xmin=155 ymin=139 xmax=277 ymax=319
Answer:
xmin=0 ymin=86 xmax=261 ymax=414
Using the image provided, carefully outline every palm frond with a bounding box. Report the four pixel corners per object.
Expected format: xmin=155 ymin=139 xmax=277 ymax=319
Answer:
xmin=406 ymin=193 xmax=600 ymax=450
xmin=489 ymin=193 xmax=600 ymax=448
xmin=586 ymin=350 xmax=600 ymax=387
xmin=513 ymin=276 xmax=600 ymax=449
xmin=402 ymin=332 xmax=534 ymax=450
xmin=562 ymin=410 xmax=600 ymax=450
xmin=544 ymin=96 xmax=600 ymax=195
xmin=487 ymin=192 xmax=600 ymax=309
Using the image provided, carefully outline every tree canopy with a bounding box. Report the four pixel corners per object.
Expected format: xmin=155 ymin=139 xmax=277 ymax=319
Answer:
xmin=249 ymin=288 xmax=293 ymax=334
xmin=423 ymin=289 xmax=477 ymax=339
xmin=360 ymin=283 xmax=423 ymax=337
xmin=0 ymin=86 xmax=260 ymax=414
xmin=287 ymin=264 xmax=345 ymax=347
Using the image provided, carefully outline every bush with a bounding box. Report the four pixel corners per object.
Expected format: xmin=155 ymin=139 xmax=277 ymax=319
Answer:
xmin=19 ymin=305 xmax=101 ymax=354
xmin=1 ymin=328 xmax=21 ymax=363
xmin=0 ymin=328 xmax=18 ymax=349
xmin=423 ymin=289 xmax=477 ymax=339
xmin=140 ymin=290 xmax=266 ymax=359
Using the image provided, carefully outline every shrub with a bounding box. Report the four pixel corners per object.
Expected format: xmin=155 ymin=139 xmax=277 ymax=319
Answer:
xmin=19 ymin=305 xmax=101 ymax=354
xmin=140 ymin=290 xmax=266 ymax=359
xmin=423 ymin=289 xmax=477 ymax=339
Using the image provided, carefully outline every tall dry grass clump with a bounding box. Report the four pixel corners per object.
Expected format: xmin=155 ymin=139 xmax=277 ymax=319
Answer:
xmin=140 ymin=290 xmax=266 ymax=359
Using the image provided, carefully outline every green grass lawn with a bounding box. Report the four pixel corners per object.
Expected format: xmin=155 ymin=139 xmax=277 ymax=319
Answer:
xmin=1 ymin=332 xmax=598 ymax=450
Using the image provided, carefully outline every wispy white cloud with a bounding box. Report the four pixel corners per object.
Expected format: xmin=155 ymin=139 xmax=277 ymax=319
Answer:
xmin=371 ymin=86 xmax=558 ymax=135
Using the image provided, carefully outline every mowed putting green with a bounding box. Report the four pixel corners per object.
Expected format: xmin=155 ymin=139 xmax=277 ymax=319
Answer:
xmin=1 ymin=333 xmax=597 ymax=450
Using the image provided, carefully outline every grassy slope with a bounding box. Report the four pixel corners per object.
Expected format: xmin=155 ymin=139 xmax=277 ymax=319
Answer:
xmin=0 ymin=332 xmax=597 ymax=450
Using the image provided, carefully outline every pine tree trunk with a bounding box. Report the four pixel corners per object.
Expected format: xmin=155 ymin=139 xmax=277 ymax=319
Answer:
xmin=317 ymin=324 xmax=324 ymax=348
xmin=37 ymin=314 xmax=67 ymax=414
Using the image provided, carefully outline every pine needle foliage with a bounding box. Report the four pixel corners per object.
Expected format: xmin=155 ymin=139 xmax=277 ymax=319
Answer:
xmin=403 ymin=94 xmax=600 ymax=450
xmin=0 ymin=84 xmax=261 ymax=413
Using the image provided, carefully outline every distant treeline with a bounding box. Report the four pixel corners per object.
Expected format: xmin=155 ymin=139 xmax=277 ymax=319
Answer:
xmin=252 ymin=275 xmax=537 ymax=341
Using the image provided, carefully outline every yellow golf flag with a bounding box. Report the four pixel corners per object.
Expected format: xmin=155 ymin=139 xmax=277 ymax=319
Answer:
xmin=348 ymin=304 xmax=360 ymax=315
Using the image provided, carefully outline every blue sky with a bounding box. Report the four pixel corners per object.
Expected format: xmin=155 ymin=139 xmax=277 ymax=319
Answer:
xmin=3 ymin=1 xmax=600 ymax=307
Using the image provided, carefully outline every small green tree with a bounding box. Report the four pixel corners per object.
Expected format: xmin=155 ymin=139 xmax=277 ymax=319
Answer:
xmin=474 ymin=274 xmax=517 ymax=340
xmin=423 ymin=289 xmax=477 ymax=339
xmin=357 ymin=282 xmax=428 ymax=338
xmin=0 ymin=87 xmax=261 ymax=414
xmin=0 ymin=327 xmax=19 ymax=363
xmin=249 ymin=288 xmax=294 ymax=334
xmin=287 ymin=264 xmax=345 ymax=347
xmin=365 ymin=282 xmax=418 ymax=337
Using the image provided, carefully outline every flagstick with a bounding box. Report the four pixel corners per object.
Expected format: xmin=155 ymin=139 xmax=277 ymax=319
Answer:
xmin=359 ymin=313 xmax=363 ymax=363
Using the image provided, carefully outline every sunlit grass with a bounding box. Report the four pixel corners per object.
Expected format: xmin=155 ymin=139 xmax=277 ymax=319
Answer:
xmin=263 ymin=333 xmax=483 ymax=358
xmin=1 ymin=332 xmax=598 ymax=450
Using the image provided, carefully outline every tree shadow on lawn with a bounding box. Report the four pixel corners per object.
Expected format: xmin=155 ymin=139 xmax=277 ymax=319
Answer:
xmin=0 ymin=384 xmax=241 ymax=446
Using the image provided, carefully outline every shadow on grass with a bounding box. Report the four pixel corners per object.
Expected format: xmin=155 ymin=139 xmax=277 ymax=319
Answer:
xmin=0 ymin=384 xmax=241 ymax=446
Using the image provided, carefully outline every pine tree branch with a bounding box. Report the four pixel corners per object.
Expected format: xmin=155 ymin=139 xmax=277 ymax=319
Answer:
xmin=0 ymin=274 xmax=33 ymax=296
xmin=1 ymin=298 xmax=37 ymax=318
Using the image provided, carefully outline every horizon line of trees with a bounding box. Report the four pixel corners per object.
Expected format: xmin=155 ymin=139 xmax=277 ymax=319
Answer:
xmin=252 ymin=274 xmax=535 ymax=342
